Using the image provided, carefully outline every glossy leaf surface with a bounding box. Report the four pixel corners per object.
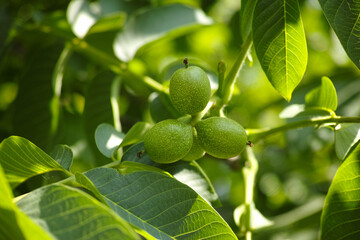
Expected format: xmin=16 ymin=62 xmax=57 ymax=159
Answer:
xmin=253 ymin=0 xmax=308 ymax=101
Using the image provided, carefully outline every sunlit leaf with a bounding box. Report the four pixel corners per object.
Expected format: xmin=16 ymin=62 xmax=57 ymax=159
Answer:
xmin=17 ymin=184 xmax=140 ymax=240
xmin=51 ymin=145 xmax=73 ymax=171
xmin=95 ymin=123 xmax=125 ymax=158
xmin=321 ymin=157 xmax=360 ymax=239
xmin=84 ymin=167 xmax=236 ymax=239
xmin=0 ymin=136 xmax=70 ymax=188
xmin=253 ymin=0 xmax=308 ymax=101
xmin=305 ymin=76 xmax=337 ymax=112
xmin=234 ymin=203 xmax=273 ymax=231
xmin=240 ymin=0 xmax=257 ymax=41
xmin=122 ymin=142 xmax=220 ymax=206
xmin=335 ymin=123 xmax=360 ymax=160
xmin=119 ymin=122 xmax=151 ymax=148
xmin=114 ymin=4 xmax=212 ymax=62
xmin=319 ymin=0 xmax=360 ymax=69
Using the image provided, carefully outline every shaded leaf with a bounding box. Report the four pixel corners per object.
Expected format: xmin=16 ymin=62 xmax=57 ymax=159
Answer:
xmin=0 ymin=164 xmax=52 ymax=240
xmin=12 ymin=41 xmax=63 ymax=151
xmin=319 ymin=0 xmax=360 ymax=69
xmin=122 ymin=142 xmax=220 ymax=206
xmin=119 ymin=122 xmax=151 ymax=148
xmin=253 ymin=0 xmax=308 ymax=101
xmin=335 ymin=123 xmax=360 ymax=160
xmin=321 ymin=157 xmax=360 ymax=239
xmin=83 ymin=71 xmax=115 ymax=164
xmin=305 ymin=76 xmax=337 ymax=112
xmin=17 ymin=184 xmax=140 ymax=240
xmin=95 ymin=123 xmax=125 ymax=158
xmin=240 ymin=0 xmax=258 ymax=41
xmin=114 ymin=4 xmax=212 ymax=62
xmin=51 ymin=145 xmax=73 ymax=171
xmin=0 ymin=136 xmax=69 ymax=188
xmin=84 ymin=167 xmax=236 ymax=239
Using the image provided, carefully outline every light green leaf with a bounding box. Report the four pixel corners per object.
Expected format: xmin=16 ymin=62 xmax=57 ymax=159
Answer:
xmin=0 ymin=136 xmax=70 ymax=188
xmin=319 ymin=0 xmax=360 ymax=69
xmin=114 ymin=4 xmax=212 ymax=62
xmin=84 ymin=167 xmax=237 ymax=239
xmin=122 ymin=142 xmax=220 ymax=206
xmin=119 ymin=122 xmax=151 ymax=148
xmin=240 ymin=0 xmax=258 ymax=41
xmin=234 ymin=203 xmax=273 ymax=231
xmin=252 ymin=0 xmax=308 ymax=101
xmin=305 ymin=76 xmax=337 ymax=112
xmin=17 ymin=184 xmax=140 ymax=240
xmin=321 ymin=157 xmax=360 ymax=239
xmin=51 ymin=145 xmax=73 ymax=171
xmin=95 ymin=123 xmax=125 ymax=158
xmin=0 ymin=164 xmax=53 ymax=240
xmin=335 ymin=123 xmax=360 ymax=160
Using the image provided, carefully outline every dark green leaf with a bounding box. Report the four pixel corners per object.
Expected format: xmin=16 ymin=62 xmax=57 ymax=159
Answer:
xmin=0 ymin=164 xmax=52 ymax=239
xmin=253 ymin=0 xmax=308 ymax=101
xmin=0 ymin=136 xmax=70 ymax=188
xmin=84 ymin=167 xmax=236 ymax=239
xmin=114 ymin=4 xmax=212 ymax=62
xmin=17 ymin=184 xmax=140 ymax=240
xmin=12 ymin=41 xmax=63 ymax=151
xmin=319 ymin=0 xmax=360 ymax=69
xmin=240 ymin=0 xmax=257 ymax=41
xmin=305 ymin=76 xmax=337 ymax=112
xmin=122 ymin=142 xmax=220 ymax=206
xmin=335 ymin=123 xmax=360 ymax=160
xmin=95 ymin=123 xmax=125 ymax=158
xmin=321 ymin=157 xmax=360 ymax=239
xmin=51 ymin=145 xmax=73 ymax=171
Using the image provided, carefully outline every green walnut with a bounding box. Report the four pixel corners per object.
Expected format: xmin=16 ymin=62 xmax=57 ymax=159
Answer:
xmin=182 ymin=129 xmax=205 ymax=161
xmin=144 ymin=119 xmax=193 ymax=164
xmin=195 ymin=117 xmax=247 ymax=159
xmin=169 ymin=65 xmax=211 ymax=115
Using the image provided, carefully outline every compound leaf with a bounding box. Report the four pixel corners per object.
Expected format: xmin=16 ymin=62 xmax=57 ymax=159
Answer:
xmin=321 ymin=157 xmax=360 ymax=239
xmin=84 ymin=167 xmax=236 ymax=239
xmin=319 ymin=0 xmax=360 ymax=69
xmin=253 ymin=0 xmax=308 ymax=101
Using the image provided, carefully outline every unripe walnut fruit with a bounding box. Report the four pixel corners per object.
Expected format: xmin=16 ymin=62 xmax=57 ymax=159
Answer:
xmin=169 ymin=66 xmax=211 ymax=115
xmin=144 ymin=119 xmax=193 ymax=164
xmin=195 ymin=117 xmax=247 ymax=159
xmin=182 ymin=129 xmax=205 ymax=161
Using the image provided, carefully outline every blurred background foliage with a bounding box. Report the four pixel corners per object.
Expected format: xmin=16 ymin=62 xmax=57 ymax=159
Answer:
xmin=0 ymin=0 xmax=359 ymax=239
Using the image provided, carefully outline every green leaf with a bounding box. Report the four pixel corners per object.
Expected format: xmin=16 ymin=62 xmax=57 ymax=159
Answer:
xmin=252 ymin=0 xmax=308 ymax=101
xmin=83 ymin=71 xmax=116 ymax=164
xmin=95 ymin=123 xmax=125 ymax=158
xmin=119 ymin=122 xmax=151 ymax=148
xmin=51 ymin=145 xmax=73 ymax=171
xmin=321 ymin=157 xmax=360 ymax=239
xmin=16 ymin=184 xmax=140 ymax=240
xmin=233 ymin=203 xmax=273 ymax=231
xmin=114 ymin=4 xmax=212 ymax=62
xmin=122 ymin=142 xmax=220 ymax=206
xmin=305 ymin=76 xmax=337 ymax=112
xmin=0 ymin=136 xmax=69 ymax=188
xmin=84 ymin=167 xmax=237 ymax=239
xmin=240 ymin=0 xmax=258 ymax=41
xmin=335 ymin=123 xmax=360 ymax=160
xmin=319 ymin=0 xmax=360 ymax=69
xmin=12 ymin=41 xmax=63 ymax=151
xmin=0 ymin=164 xmax=53 ymax=240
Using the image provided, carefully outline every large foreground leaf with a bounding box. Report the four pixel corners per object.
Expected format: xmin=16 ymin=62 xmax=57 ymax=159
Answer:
xmin=17 ymin=184 xmax=140 ymax=240
xmin=0 ymin=136 xmax=70 ymax=188
xmin=319 ymin=0 xmax=360 ymax=69
xmin=321 ymin=157 xmax=360 ymax=239
xmin=253 ymin=0 xmax=308 ymax=101
xmin=114 ymin=4 xmax=212 ymax=62
xmin=0 ymin=164 xmax=52 ymax=239
xmin=84 ymin=167 xmax=236 ymax=239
